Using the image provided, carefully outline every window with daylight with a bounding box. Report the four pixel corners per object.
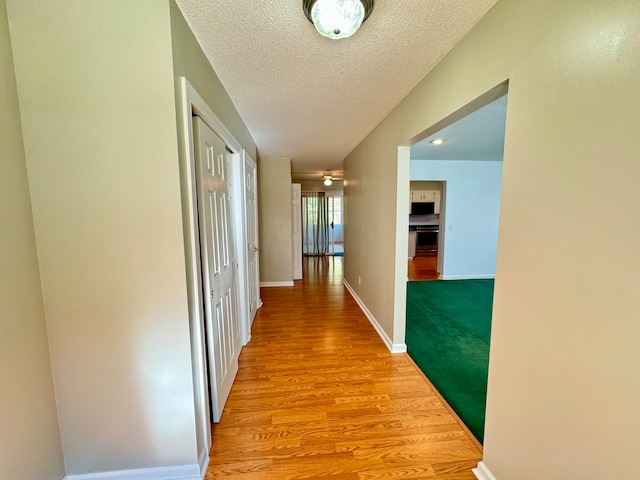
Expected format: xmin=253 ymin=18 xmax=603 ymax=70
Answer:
xmin=301 ymin=193 xmax=344 ymax=256
xmin=329 ymin=196 xmax=342 ymax=226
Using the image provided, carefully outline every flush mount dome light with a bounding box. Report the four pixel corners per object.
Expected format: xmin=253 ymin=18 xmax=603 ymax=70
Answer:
xmin=323 ymin=175 xmax=333 ymax=186
xmin=303 ymin=0 xmax=374 ymax=40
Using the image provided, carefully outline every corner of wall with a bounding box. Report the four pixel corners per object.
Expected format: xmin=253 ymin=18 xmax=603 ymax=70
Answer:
xmin=472 ymin=461 xmax=498 ymax=480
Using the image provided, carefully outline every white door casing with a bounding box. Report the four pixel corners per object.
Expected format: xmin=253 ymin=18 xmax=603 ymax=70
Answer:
xmin=231 ymin=151 xmax=249 ymax=347
xmin=244 ymin=152 xmax=261 ymax=324
xmin=193 ymin=116 xmax=241 ymax=423
xmin=179 ymin=78 xmax=250 ymax=471
xmin=292 ymin=184 xmax=303 ymax=280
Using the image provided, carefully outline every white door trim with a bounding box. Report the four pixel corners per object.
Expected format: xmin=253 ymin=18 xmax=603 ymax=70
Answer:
xmin=233 ymin=151 xmax=250 ymax=346
xmin=291 ymin=184 xmax=302 ymax=280
xmin=177 ymin=77 xmax=246 ymax=466
xmin=243 ymin=150 xmax=262 ymax=320
xmin=180 ymin=78 xmax=242 ymax=153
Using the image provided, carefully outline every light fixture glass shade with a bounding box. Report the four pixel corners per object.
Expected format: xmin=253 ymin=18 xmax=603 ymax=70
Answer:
xmin=311 ymin=0 xmax=366 ymax=40
xmin=324 ymin=176 xmax=333 ymax=186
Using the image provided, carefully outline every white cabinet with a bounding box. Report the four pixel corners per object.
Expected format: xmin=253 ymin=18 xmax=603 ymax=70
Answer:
xmin=410 ymin=190 xmax=441 ymax=214
xmin=410 ymin=190 xmax=434 ymax=202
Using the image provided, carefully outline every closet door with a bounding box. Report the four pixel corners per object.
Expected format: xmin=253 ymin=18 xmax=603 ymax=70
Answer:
xmin=193 ymin=116 xmax=241 ymax=422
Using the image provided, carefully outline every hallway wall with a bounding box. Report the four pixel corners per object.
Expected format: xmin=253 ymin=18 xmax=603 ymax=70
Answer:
xmin=258 ymin=158 xmax=293 ymax=285
xmin=344 ymin=0 xmax=640 ymax=478
xmin=7 ymin=0 xmax=196 ymax=474
xmin=0 ymin=1 xmax=65 ymax=477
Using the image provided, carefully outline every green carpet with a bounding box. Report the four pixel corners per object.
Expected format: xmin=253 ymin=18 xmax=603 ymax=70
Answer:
xmin=406 ymin=279 xmax=493 ymax=443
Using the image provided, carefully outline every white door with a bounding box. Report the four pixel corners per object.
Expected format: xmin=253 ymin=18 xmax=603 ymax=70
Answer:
xmin=292 ymin=184 xmax=303 ymax=280
xmin=243 ymin=152 xmax=260 ymax=326
xmin=193 ymin=116 xmax=241 ymax=422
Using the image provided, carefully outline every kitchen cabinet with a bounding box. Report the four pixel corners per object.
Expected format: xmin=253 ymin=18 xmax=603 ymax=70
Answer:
xmin=410 ymin=190 xmax=434 ymax=202
xmin=410 ymin=190 xmax=441 ymax=214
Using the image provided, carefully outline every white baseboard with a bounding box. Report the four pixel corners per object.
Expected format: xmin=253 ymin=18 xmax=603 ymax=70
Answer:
xmin=473 ymin=461 xmax=497 ymax=480
xmin=440 ymin=274 xmax=495 ymax=280
xmin=260 ymin=281 xmax=294 ymax=287
xmin=64 ymin=464 xmax=201 ymax=480
xmin=198 ymin=447 xmax=210 ymax=478
xmin=343 ymin=279 xmax=407 ymax=354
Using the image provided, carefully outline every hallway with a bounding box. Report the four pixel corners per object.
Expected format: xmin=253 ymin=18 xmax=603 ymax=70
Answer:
xmin=205 ymin=257 xmax=481 ymax=479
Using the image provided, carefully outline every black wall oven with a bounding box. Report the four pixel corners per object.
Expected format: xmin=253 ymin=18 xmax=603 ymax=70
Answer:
xmin=415 ymin=225 xmax=438 ymax=256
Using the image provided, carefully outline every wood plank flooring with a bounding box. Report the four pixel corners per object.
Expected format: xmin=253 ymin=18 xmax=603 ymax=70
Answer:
xmin=408 ymin=256 xmax=439 ymax=281
xmin=205 ymin=256 xmax=481 ymax=479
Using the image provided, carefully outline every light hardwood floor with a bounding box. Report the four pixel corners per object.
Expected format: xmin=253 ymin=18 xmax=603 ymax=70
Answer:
xmin=408 ymin=255 xmax=439 ymax=281
xmin=205 ymin=256 xmax=481 ymax=479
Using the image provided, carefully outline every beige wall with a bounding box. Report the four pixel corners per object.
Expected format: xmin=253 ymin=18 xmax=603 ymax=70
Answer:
xmin=7 ymin=0 xmax=197 ymax=474
xmin=299 ymin=179 xmax=344 ymax=193
xmin=0 ymin=1 xmax=65 ymax=478
xmin=258 ymin=158 xmax=293 ymax=284
xmin=344 ymin=0 xmax=640 ymax=478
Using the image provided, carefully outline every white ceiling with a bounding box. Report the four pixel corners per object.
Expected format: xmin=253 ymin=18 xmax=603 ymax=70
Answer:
xmin=411 ymin=94 xmax=508 ymax=161
xmin=174 ymin=0 xmax=499 ymax=181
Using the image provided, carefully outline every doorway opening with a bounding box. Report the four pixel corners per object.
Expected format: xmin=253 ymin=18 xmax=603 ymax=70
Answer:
xmin=399 ymin=83 xmax=508 ymax=445
xmin=301 ymin=192 xmax=344 ymax=257
xmin=408 ymin=180 xmax=444 ymax=280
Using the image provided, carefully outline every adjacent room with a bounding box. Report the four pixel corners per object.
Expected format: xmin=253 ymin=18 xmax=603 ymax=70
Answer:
xmin=406 ymin=94 xmax=507 ymax=443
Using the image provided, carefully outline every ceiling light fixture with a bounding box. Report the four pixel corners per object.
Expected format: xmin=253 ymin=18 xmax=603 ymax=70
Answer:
xmin=323 ymin=175 xmax=333 ymax=186
xmin=430 ymin=138 xmax=445 ymax=145
xmin=303 ymin=0 xmax=374 ymax=40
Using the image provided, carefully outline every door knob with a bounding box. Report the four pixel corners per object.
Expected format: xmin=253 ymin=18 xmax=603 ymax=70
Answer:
xmin=210 ymin=290 xmax=215 ymax=299
xmin=254 ymin=246 xmax=260 ymax=252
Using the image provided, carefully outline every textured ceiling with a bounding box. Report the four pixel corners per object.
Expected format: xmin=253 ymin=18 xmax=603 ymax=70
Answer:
xmin=174 ymin=0 xmax=499 ymax=180
xmin=411 ymin=94 xmax=508 ymax=161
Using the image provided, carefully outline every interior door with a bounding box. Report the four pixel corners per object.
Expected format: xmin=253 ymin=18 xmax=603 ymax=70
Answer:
xmin=193 ymin=116 xmax=241 ymax=422
xmin=243 ymin=152 xmax=260 ymax=325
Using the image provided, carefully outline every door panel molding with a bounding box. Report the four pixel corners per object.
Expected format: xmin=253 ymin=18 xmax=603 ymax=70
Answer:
xmin=193 ymin=117 xmax=240 ymax=422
